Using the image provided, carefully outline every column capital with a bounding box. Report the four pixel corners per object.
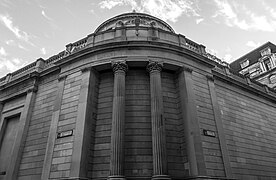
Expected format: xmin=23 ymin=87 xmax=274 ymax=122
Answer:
xmin=147 ymin=60 xmax=163 ymax=73
xmin=26 ymin=86 xmax=38 ymax=93
xmin=206 ymin=75 xmax=214 ymax=81
xmin=81 ymin=66 xmax=94 ymax=73
xmin=182 ymin=66 xmax=193 ymax=73
xmin=29 ymin=71 xmax=40 ymax=78
xmin=112 ymin=61 xmax=128 ymax=73
xmin=58 ymin=75 xmax=67 ymax=81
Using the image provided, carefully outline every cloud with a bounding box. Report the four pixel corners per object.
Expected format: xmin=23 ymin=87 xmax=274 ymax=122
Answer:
xmin=0 ymin=14 xmax=35 ymax=46
xmin=99 ymin=0 xmax=134 ymax=9
xmin=0 ymin=47 xmax=8 ymax=56
xmin=0 ymin=45 xmax=25 ymax=74
xmin=0 ymin=57 xmax=24 ymax=72
xmin=246 ymin=41 xmax=261 ymax=48
xmin=0 ymin=0 xmax=13 ymax=8
xmin=223 ymin=53 xmax=233 ymax=63
xmin=98 ymin=0 xmax=200 ymax=22
xmin=5 ymin=40 xmax=29 ymax=51
xmin=261 ymin=0 xmax=276 ymax=19
xmin=206 ymin=48 xmax=218 ymax=56
xmin=41 ymin=10 xmax=53 ymax=21
xmin=39 ymin=9 xmax=61 ymax=31
xmin=212 ymin=0 xmax=276 ymax=32
xmin=196 ymin=18 xmax=204 ymax=24
xmin=40 ymin=47 xmax=46 ymax=55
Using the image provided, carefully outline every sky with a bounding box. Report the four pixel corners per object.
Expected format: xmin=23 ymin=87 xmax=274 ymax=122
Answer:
xmin=1 ymin=0 xmax=276 ymax=78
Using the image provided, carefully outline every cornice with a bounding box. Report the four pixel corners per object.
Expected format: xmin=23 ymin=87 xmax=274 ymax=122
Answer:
xmin=212 ymin=68 xmax=276 ymax=102
xmin=54 ymin=40 xmax=215 ymax=71
xmin=0 ymin=71 xmax=40 ymax=91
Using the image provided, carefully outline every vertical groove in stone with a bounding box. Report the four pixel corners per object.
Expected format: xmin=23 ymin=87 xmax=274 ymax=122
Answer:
xmin=0 ymin=102 xmax=3 ymax=121
xmin=109 ymin=61 xmax=128 ymax=179
xmin=147 ymin=61 xmax=170 ymax=180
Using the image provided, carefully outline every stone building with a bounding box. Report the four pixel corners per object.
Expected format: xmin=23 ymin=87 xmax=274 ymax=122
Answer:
xmin=0 ymin=12 xmax=276 ymax=180
xmin=230 ymin=42 xmax=276 ymax=88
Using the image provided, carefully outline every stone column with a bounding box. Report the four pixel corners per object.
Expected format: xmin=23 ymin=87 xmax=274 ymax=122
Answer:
xmin=108 ymin=61 xmax=128 ymax=180
xmin=147 ymin=61 xmax=170 ymax=180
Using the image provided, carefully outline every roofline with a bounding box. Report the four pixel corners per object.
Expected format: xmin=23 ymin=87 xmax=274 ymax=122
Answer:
xmin=232 ymin=41 xmax=272 ymax=63
xmin=94 ymin=12 xmax=175 ymax=33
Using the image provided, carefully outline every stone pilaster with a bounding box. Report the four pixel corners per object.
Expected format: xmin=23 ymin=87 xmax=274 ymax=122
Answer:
xmin=70 ymin=67 xmax=98 ymax=179
xmin=35 ymin=58 xmax=45 ymax=72
xmin=178 ymin=67 xmax=206 ymax=176
xmin=6 ymin=85 xmax=38 ymax=179
xmin=206 ymin=75 xmax=233 ymax=178
xmin=41 ymin=75 xmax=67 ymax=180
xmin=147 ymin=61 xmax=170 ymax=180
xmin=108 ymin=61 xmax=128 ymax=180
xmin=0 ymin=101 xmax=3 ymax=122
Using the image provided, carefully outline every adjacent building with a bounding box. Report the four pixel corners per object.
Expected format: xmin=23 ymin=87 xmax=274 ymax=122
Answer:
xmin=230 ymin=42 xmax=276 ymax=88
xmin=0 ymin=12 xmax=276 ymax=180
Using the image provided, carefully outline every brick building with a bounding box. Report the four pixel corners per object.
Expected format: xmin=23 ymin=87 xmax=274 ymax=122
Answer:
xmin=0 ymin=12 xmax=276 ymax=180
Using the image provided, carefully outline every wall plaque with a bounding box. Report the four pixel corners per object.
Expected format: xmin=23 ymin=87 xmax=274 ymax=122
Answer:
xmin=57 ymin=130 xmax=73 ymax=138
xmin=203 ymin=129 xmax=216 ymax=137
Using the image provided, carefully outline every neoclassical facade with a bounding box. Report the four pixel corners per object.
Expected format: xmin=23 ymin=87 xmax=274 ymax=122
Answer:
xmin=1 ymin=12 xmax=276 ymax=180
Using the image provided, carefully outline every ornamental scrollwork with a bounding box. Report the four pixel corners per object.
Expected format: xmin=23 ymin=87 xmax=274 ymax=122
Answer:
xmin=111 ymin=61 xmax=128 ymax=73
xmin=146 ymin=61 xmax=163 ymax=73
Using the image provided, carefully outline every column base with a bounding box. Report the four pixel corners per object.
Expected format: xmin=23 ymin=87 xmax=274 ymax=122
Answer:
xmin=152 ymin=175 xmax=171 ymax=180
xmin=107 ymin=175 xmax=126 ymax=180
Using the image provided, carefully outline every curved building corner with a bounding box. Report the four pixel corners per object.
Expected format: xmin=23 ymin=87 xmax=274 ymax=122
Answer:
xmin=0 ymin=12 xmax=276 ymax=180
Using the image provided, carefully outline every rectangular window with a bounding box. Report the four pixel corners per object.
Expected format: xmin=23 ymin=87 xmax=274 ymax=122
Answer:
xmin=264 ymin=59 xmax=272 ymax=71
xmin=261 ymin=47 xmax=271 ymax=57
xmin=240 ymin=59 xmax=249 ymax=69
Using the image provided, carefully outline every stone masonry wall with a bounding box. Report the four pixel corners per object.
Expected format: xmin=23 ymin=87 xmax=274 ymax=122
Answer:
xmin=49 ymin=71 xmax=82 ymax=179
xmin=216 ymin=80 xmax=276 ymax=179
xmin=192 ymin=71 xmax=225 ymax=177
xmin=18 ymin=73 xmax=58 ymax=180
xmin=124 ymin=69 xmax=152 ymax=178
xmin=162 ymin=71 xmax=186 ymax=178
xmin=91 ymin=71 xmax=113 ymax=179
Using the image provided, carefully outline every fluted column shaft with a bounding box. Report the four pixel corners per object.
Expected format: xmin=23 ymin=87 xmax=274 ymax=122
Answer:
xmin=109 ymin=61 xmax=128 ymax=180
xmin=147 ymin=61 xmax=170 ymax=180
